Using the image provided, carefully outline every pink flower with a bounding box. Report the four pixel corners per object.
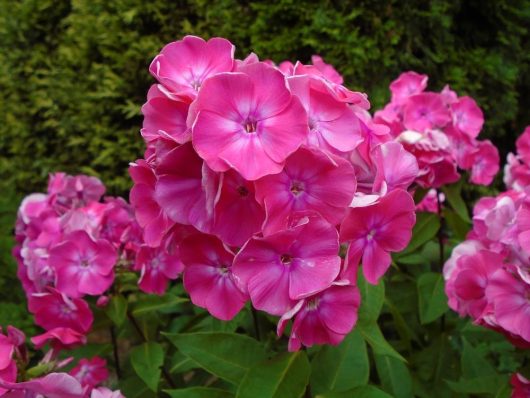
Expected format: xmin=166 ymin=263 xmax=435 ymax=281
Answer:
xmin=516 ymin=126 xmax=530 ymax=164
xmin=232 ymin=213 xmax=341 ymax=315
xmin=451 ymin=96 xmax=484 ymax=138
xmin=0 ymin=330 xmax=17 ymax=397
xmin=389 ymin=71 xmax=428 ymax=103
xmin=48 ymin=174 xmax=105 ymax=211
xmin=32 ymin=327 xmax=86 ymax=351
xmin=310 ymin=55 xmax=343 ymax=84
xmin=288 ymin=75 xmax=362 ymax=153
xmin=340 ymin=189 xmax=416 ymax=284
xmin=50 ymin=230 xmax=117 ymax=298
xmin=154 ymin=143 xmax=217 ymax=233
xmin=278 ymin=284 xmax=361 ymax=351
xmin=211 ymin=169 xmax=265 ymax=247
xmin=517 ymin=203 xmax=530 ymax=254
xmin=129 ymin=159 xmax=173 ymax=247
xmin=28 ymin=288 xmax=93 ymax=334
xmin=135 ymin=244 xmax=183 ymax=295
xmin=487 ymin=269 xmax=530 ymax=342
xmin=511 ymin=373 xmax=530 ymax=398
xmin=180 ymin=233 xmax=247 ymax=320
xmin=191 ymin=62 xmax=308 ymax=180
xmin=90 ymin=387 xmax=125 ymax=398
xmin=0 ymin=372 xmax=84 ymax=398
xmin=149 ymin=35 xmax=235 ymax=100
xmin=403 ymin=93 xmax=451 ymax=131
xmin=371 ymin=141 xmax=419 ymax=194
xmin=69 ymin=357 xmax=109 ymax=390
xmin=469 ymin=140 xmax=499 ymax=185
xmin=141 ymin=84 xmax=190 ymax=144
xmin=255 ymin=146 xmax=356 ymax=234
xmin=416 ymin=189 xmax=444 ymax=213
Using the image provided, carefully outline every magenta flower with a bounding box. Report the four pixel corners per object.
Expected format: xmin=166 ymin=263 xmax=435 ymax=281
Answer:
xmin=0 ymin=331 xmax=17 ymax=396
xmin=212 ymin=169 xmax=265 ymax=246
xmin=371 ymin=141 xmax=419 ymax=194
xmin=403 ymin=93 xmax=451 ymax=131
xmin=141 ymin=84 xmax=190 ymax=144
xmin=180 ymin=233 xmax=247 ymax=320
xmin=511 ymin=373 xmax=530 ymax=398
xmin=278 ymin=284 xmax=361 ymax=351
xmin=451 ymin=96 xmax=484 ymax=138
xmin=288 ymin=75 xmax=362 ymax=153
xmin=232 ymin=213 xmax=341 ymax=315
xmin=0 ymin=372 xmax=84 ymax=398
xmin=135 ymin=244 xmax=183 ymax=295
xmin=469 ymin=140 xmax=500 ymax=185
xmin=191 ymin=62 xmax=308 ymax=180
xmin=154 ymin=142 xmax=217 ymax=233
xmin=516 ymin=126 xmax=530 ymax=164
xmin=340 ymin=189 xmax=416 ymax=284
xmin=69 ymin=357 xmax=109 ymax=391
xmin=90 ymin=387 xmax=125 ymax=398
xmin=310 ymin=55 xmax=344 ymax=84
xmin=149 ymin=35 xmax=235 ymax=100
xmin=50 ymin=230 xmax=117 ymax=298
xmin=254 ymin=146 xmax=356 ymax=234
xmin=32 ymin=327 xmax=86 ymax=351
xmin=389 ymin=71 xmax=428 ymax=103
xmin=28 ymin=288 xmax=93 ymax=334
xmin=129 ymin=159 xmax=173 ymax=247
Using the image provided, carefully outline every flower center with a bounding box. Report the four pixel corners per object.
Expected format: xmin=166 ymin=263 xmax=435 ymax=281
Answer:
xmin=80 ymin=259 xmax=90 ymax=268
xmin=308 ymin=118 xmax=318 ymax=131
xmin=366 ymin=229 xmax=377 ymax=241
xmin=280 ymin=254 xmax=293 ymax=266
xmin=244 ymin=119 xmax=257 ymax=134
xmin=290 ymin=181 xmax=304 ymax=196
xmin=191 ymin=80 xmax=202 ymax=91
xmin=237 ymin=186 xmax=249 ymax=197
xmin=306 ymin=297 xmax=320 ymax=311
xmin=218 ymin=266 xmax=229 ymax=275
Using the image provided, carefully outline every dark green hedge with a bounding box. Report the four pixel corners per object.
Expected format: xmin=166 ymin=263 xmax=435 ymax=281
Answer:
xmin=1 ymin=0 xmax=529 ymax=195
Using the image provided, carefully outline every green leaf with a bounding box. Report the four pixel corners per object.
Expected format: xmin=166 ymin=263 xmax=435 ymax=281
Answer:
xmin=169 ymin=351 xmax=198 ymax=374
xmin=357 ymin=273 xmax=384 ymax=323
xmin=131 ymin=294 xmax=188 ymax=317
xmin=357 ymin=321 xmax=405 ymax=362
xmin=310 ymin=329 xmax=369 ymax=394
xmin=400 ymin=212 xmax=440 ymax=255
xmin=446 ymin=376 xmax=506 ymax=394
xmin=236 ymin=351 xmax=310 ymax=398
xmin=165 ymin=387 xmax=235 ymax=398
xmin=105 ymin=294 xmax=128 ymax=326
xmin=316 ymin=385 xmax=393 ymax=398
xmin=374 ymin=354 xmax=413 ymax=398
xmin=441 ymin=181 xmax=471 ymax=222
xmin=417 ymin=272 xmax=448 ymax=324
xmin=444 ymin=209 xmax=471 ymax=240
xmin=461 ymin=338 xmax=496 ymax=379
xmin=164 ymin=332 xmax=266 ymax=384
xmin=130 ymin=342 xmax=164 ymax=392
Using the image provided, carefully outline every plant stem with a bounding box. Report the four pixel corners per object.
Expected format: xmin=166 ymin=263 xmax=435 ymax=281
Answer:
xmin=109 ymin=326 xmax=122 ymax=380
xmin=436 ymin=189 xmax=446 ymax=332
xmin=127 ymin=311 xmax=176 ymax=389
xmin=251 ymin=307 xmax=261 ymax=341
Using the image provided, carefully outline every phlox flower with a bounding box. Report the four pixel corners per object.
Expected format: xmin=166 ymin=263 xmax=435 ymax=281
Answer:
xmin=371 ymin=141 xmax=419 ymax=194
xmin=516 ymin=126 xmax=530 ymax=164
xmin=90 ymin=387 xmax=125 ymax=398
xmin=135 ymin=244 xmax=183 ymax=295
xmin=254 ymin=146 xmax=356 ymax=235
xmin=389 ymin=71 xmax=428 ymax=103
xmin=403 ymin=93 xmax=451 ymax=132
xmin=469 ymin=140 xmax=500 ymax=186
xmin=451 ymin=96 xmax=484 ymax=138
xmin=69 ymin=357 xmax=109 ymax=391
xmin=31 ymin=327 xmax=86 ymax=351
xmin=511 ymin=373 xmax=530 ymax=398
xmin=191 ymin=62 xmax=308 ymax=180
xmin=416 ymin=189 xmax=444 ymax=213
xmin=310 ymin=55 xmax=344 ymax=84
xmin=28 ymin=288 xmax=93 ymax=334
xmin=340 ymin=189 xmax=416 ymax=284
xmin=0 ymin=372 xmax=84 ymax=398
xmin=232 ymin=213 xmax=341 ymax=315
xmin=180 ymin=233 xmax=247 ymax=320
xmin=0 ymin=330 xmax=17 ymax=396
xmin=277 ymin=284 xmax=361 ymax=351
xmin=50 ymin=230 xmax=117 ymax=298
xmin=149 ymin=35 xmax=235 ymax=101
xmin=48 ymin=173 xmax=105 ymax=212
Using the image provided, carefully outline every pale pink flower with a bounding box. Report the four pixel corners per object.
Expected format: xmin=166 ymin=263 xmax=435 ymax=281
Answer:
xmin=278 ymin=284 xmax=360 ymax=351
xmin=135 ymin=244 xmax=183 ymax=295
xmin=288 ymin=75 xmax=362 ymax=153
xmin=69 ymin=357 xmax=109 ymax=390
xmin=191 ymin=62 xmax=308 ymax=180
xmin=255 ymin=146 xmax=356 ymax=234
xmin=340 ymin=189 xmax=416 ymax=284
xmin=232 ymin=213 xmax=341 ymax=315
xmin=50 ymin=230 xmax=117 ymax=298
xmin=28 ymin=288 xmax=93 ymax=334
xmin=389 ymin=71 xmax=428 ymax=103
xmin=181 ymin=233 xmax=247 ymax=320
xmin=149 ymin=35 xmax=235 ymax=100
xmin=90 ymin=387 xmax=125 ymax=398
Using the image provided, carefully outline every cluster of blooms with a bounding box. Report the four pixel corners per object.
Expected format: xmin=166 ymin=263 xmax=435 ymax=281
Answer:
xmin=130 ymin=35 xmax=418 ymax=350
xmin=374 ymin=71 xmax=499 ymax=188
xmin=505 ymin=126 xmax=530 ymax=191
xmin=0 ymin=326 xmax=123 ymax=398
xmin=11 ymin=173 xmax=139 ymax=396
xmin=443 ymin=126 xmax=530 ymax=346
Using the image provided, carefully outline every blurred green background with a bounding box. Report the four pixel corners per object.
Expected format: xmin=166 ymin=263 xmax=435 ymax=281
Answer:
xmin=0 ymin=0 xmax=529 ymax=330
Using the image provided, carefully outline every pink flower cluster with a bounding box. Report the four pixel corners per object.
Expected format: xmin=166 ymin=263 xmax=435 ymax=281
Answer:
xmin=375 ymin=71 xmax=499 ymax=188
xmin=13 ymin=173 xmax=140 ymax=368
xmin=0 ymin=326 xmax=122 ymax=398
xmin=444 ymin=128 xmax=530 ymax=346
xmin=130 ymin=35 xmax=417 ymax=350
xmin=505 ymin=126 xmax=530 ymax=191
xmin=511 ymin=373 xmax=530 ymax=398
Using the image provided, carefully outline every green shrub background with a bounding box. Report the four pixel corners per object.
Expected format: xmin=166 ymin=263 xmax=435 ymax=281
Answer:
xmin=0 ymin=0 xmax=529 ymax=330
